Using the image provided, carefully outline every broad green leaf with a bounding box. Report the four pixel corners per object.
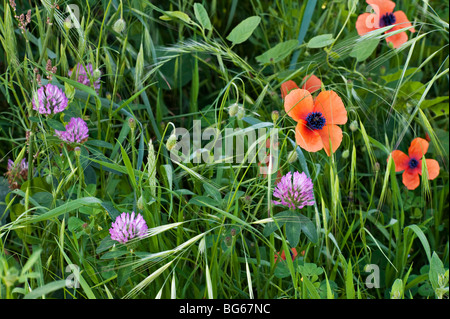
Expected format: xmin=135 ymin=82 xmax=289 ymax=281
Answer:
xmin=349 ymin=37 xmax=380 ymax=62
xmin=194 ymin=3 xmax=212 ymax=31
xmin=255 ymin=40 xmax=299 ymax=64
xmin=307 ymin=34 xmax=334 ymax=48
xmin=226 ymin=16 xmax=261 ymax=45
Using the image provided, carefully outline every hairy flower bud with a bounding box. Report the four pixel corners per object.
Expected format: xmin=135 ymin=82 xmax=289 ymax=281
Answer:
xmin=113 ymin=18 xmax=126 ymax=33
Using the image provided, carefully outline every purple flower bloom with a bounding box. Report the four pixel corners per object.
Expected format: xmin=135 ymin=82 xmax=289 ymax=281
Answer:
xmin=55 ymin=117 xmax=89 ymax=144
xmin=69 ymin=63 xmax=101 ymax=93
xmin=109 ymin=212 xmax=148 ymax=244
xmin=32 ymin=83 xmax=68 ymax=115
xmin=272 ymin=171 xmax=315 ymax=210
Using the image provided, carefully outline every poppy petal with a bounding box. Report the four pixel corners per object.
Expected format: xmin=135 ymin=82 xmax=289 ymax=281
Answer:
xmin=408 ymin=137 xmax=429 ymax=159
xmin=385 ymin=30 xmax=409 ymax=48
xmin=393 ymin=10 xmax=415 ymax=32
xmin=389 ymin=150 xmax=409 ymax=172
xmin=280 ymin=80 xmax=299 ymax=99
xmin=284 ymin=89 xmax=314 ymax=122
xmin=367 ymin=0 xmax=396 ymax=18
xmin=295 ymin=120 xmax=323 ymax=153
xmin=402 ymin=169 xmax=420 ymax=190
xmin=302 ymin=74 xmax=322 ymax=94
xmin=313 ymin=90 xmax=348 ymax=125
xmin=356 ymin=13 xmax=379 ymax=35
xmin=317 ymin=124 xmax=343 ymax=156
xmin=422 ymin=159 xmax=440 ymax=180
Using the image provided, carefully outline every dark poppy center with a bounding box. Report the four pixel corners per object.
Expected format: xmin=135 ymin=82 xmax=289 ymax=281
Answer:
xmin=409 ymin=158 xmax=419 ymax=169
xmin=306 ymin=111 xmax=326 ymax=130
xmin=379 ymin=12 xmax=396 ymax=27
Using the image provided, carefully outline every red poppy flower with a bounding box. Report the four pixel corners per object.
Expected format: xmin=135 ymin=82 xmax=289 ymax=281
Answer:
xmin=280 ymin=75 xmax=322 ymax=99
xmin=274 ymin=248 xmax=298 ymax=263
xmin=284 ymin=89 xmax=347 ymax=156
xmin=356 ymin=0 xmax=415 ymax=49
xmin=389 ymin=137 xmax=440 ymax=190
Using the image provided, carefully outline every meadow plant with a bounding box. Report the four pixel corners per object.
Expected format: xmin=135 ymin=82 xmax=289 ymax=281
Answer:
xmin=0 ymin=0 xmax=448 ymax=302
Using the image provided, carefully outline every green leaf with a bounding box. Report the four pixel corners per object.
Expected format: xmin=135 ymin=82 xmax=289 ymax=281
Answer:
xmin=226 ymin=16 xmax=261 ymax=45
xmin=405 ymin=224 xmax=432 ymax=263
xmin=46 ymin=118 xmax=66 ymax=131
xmin=301 ymin=275 xmax=322 ymax=299
xmin=159 ymin=11 xmax=192 ymax=24
xmin=189 ymin=196 xmax=220 ymax=207
xmin=119 ymin=142 xmax=137 ymax=189
xmin=193 ymin=3 xmax=212 ymax=31
xmin=307 ymin=34 xmax=334 ymax=48
xmin=298 ymin=214 xmax=318 ymax=244
xmin=381 ymin=67 xmax=418 ymax=83
xmin=23 ymin=197 xmax=102 ymax=224
xmin=55 ymin=74 xmax=98 ymax=97
xmin=85 ymin=139 xmax=113 ymax=149
xmin=255 ymin=40 xmax=299 ymax=64
xmin=349 ymin=37 xmax=380 ymax=62
xmin=429 ymin=252 xmax=445 ymax=291
xmin=345 ymin=259 xmax=355 ymax=299
xmin=68 ymin=216 xmax=85 ymax=233
xmin=23 ymin=280 xmax=67 ymax=299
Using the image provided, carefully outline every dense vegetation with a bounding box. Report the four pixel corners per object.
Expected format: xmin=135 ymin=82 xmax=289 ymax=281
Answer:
xmin=0 ymin=0 xmax=448 ymax=299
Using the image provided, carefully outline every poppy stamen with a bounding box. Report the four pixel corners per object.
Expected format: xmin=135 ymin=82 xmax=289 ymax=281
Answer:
xmin=305 ymin=111 xmax=326 ymax=130
xmin=409 ymin=158 xmax=419 ymax=169
xmin=379 ymin=12 xmax=396 ymax=27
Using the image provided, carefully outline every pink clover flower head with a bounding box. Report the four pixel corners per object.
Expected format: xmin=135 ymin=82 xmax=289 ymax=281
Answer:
xmin=272 ymin=171 xmax=315 ymax=210
xmin=32 ymin=83 xmax=68 ymax=115
xmin=109 ymin=212 xmax=148 ymax=244
xmin=69 ymin=63 xmax=101 ymax=93
xmin=55 ymin=117 xmax=89 ymax=144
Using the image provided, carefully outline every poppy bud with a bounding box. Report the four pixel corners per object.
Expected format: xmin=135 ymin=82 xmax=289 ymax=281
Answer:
xmin=228 ymin=103 xmax=239 ymax=117
xmin=166 ymin=133 xmax=177 ymax=151
xmin=342 ymin=149 xmax=350 ymax=159
xmin=93 ymin=68 xmax=102 ymax=80
xmin=287 ymin=150 xmax=298 ymax=163
xmin=349 ymin=120 xmax=359 ymax=132
xmin=113 ymin=18 xmax=126 ymax=33
xmin=271 ymin=110 xmax=279 ymax=123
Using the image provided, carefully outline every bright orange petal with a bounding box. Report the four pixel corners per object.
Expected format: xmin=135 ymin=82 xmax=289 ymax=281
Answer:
xmin=402 ymin=170 xmax=420 ymax=190
xmin=393 ymin=10 xmax=415 ymax=32
xmin=389 ymin=150 xmax=410 ymax=172
xmin=385 ymin=30 xmax=408 ymax=48
xmin=367 ymin=0 xmax=396 ymax=17
xmin=302 ymin=74 xmax=322 ymax=94
xmin=408 ymin=137 xmax=429 ymax=159
xmin=284 ymin=89 xmax=314 ymax=122
xmin=281 ymin=80 xmax=299 ymax=99
xmin=317 ymin=124 xmax=343 ymax=156
xmin=295 ymin=120 xmax=323 ymax=153
xmin=422 ymin=159 xmax=440 ymax=180
xmin=313 ymin=90 xmax=347 ymax=125
xmin=356 ymin=13 xmax=379 ymax=35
